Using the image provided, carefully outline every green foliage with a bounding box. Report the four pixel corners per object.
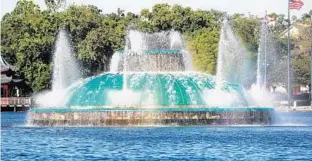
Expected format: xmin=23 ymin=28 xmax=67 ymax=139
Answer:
xmin=1 ymin=0 xmax=58 ymax=92
xmin=45 ymin=0 xmax=65 ymax=12
xmin=78 ymin=17 xmax=125 ymax=74
xmin=292 ymin=24 xmax=312 ymax=86
xmin=63 ymin=5 xmax=102 ymax=50
xmin=1 ymin=1 xmax=311 ymax=94
xmin=231 ymin=15 xmax=260 ymax=52
xmin=185 ymin=28 xmax=219 ymax=74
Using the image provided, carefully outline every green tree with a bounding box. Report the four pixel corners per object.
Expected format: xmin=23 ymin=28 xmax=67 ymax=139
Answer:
xmin=6 ymin=2 xmax=311 ymax=93
xmin=292 ymin=23 xmax=311 ymax=86
xmin=186 ymin=28 xmax=219 ymax=74
xmin=45 ymin=0 xmax=65 ymax=12
xmin=77 ymin=17 xmax=125 ymax=75
xmin=1 ymin=0 xmax=59 ymax=92
xmin=231 ymin=15 xmax=260 ymax=52
xmin=63 ymin=5 xmax=102 ymax=51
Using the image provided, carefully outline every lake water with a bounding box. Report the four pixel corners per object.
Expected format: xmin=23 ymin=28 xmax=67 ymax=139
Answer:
xmin=1 ymin=111 xmax=312 ymax=160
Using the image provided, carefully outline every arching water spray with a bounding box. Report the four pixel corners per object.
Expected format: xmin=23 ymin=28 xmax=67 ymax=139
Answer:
xmin=216 ymin=19 xmax=251 ymax=87
xmin=35 ymin=29 xmax=81 ymax=107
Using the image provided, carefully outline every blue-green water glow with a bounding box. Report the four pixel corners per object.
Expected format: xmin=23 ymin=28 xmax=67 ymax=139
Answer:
xmin=66 ymin=73 xmax=248 ymax=107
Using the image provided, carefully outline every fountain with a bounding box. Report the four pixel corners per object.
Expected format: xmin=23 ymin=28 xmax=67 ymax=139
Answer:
xmin=28 ymin=29 xmax=273 ymax=126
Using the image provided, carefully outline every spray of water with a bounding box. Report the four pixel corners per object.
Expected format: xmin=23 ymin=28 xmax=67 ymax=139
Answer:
xmin=35 ymin=29 xmax=81 ymax=107
xmin=216 ymin=19 xmax=251 ymax=87
xmin=216 ymin=20 xmax=226 ymax=87
xmin=249 ymin=18 xmax=279 ymax=106
xmin=117 ymin=30 xmax=195 ymax=104
xmin=124 ymin=30 xmax=193 ymax=71
xmin=35 ymin=28 xmax=254 ymax=108
xmin=52 ymin=30 xmax=81 ymax=90
xmin=109 ymin=52 xmax=122 ymax=72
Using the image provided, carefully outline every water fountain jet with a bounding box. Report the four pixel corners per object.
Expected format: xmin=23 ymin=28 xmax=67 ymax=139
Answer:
xmin=34 ymin=29 xmax=81 ymax=107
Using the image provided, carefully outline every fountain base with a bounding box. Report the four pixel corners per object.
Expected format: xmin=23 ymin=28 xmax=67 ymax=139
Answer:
xmin=28 ymin=107 xmax=273 ymax=126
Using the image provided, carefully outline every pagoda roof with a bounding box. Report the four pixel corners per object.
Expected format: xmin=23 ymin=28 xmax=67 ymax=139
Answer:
xmin=1 ymin=75 xmax=23 ymax=84
xmin=1 ymin=75 xmax=12 ymax=84
xmin=0 ymin=55 xmax=15 ymax=72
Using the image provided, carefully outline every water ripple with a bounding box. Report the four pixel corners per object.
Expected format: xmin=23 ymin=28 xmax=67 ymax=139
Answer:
xmin=2 ymin=112 xmax=312 ymax=160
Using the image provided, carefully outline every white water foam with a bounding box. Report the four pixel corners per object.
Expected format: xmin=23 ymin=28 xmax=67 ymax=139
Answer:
xmin=35 ymin=29 xmax=82 ymax=107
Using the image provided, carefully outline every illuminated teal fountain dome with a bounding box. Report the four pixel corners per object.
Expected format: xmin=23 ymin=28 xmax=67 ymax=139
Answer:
xmin=66 ymin=72 xmax=247 ymax=107
xmin=29 ymin=30 xmax=273 ymax=126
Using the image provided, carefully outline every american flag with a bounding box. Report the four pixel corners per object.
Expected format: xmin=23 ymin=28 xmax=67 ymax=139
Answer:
xmin=289 ymin=0 xmax=304 ymax=10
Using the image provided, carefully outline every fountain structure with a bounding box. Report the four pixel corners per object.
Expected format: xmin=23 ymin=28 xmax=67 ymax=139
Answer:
xmin=28 ymin=29 xmax=273 ymax=126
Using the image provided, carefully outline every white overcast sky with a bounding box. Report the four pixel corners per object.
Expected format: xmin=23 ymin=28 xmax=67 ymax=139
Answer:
xmin=1 ymin=0 xmax=312 ymax=19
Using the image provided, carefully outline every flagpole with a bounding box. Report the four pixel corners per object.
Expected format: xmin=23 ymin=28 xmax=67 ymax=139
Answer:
xmin=287 ymin=0 xmax=291 ymax=108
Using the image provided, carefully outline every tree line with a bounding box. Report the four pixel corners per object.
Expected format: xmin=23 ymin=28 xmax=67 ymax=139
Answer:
xmin=1 ymin=0 xmax=311 ymax=94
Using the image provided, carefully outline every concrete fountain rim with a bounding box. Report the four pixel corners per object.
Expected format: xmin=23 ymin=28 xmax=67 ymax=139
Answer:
xmin=29 ymin=106 xmax=274 ymax=113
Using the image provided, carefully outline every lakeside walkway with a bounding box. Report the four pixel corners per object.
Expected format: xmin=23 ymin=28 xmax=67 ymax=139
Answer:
xmin=275 ymin=106 xmax=312 ymax=112
xmin=1 ymin=97 xmax=312 ymax=112
xmin=1 ymin=97 xmax=31 ymax=112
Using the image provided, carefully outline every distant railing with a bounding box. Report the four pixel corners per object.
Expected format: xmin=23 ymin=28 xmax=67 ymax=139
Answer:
xmin=1 ymin=97 xmax=32 ymax=106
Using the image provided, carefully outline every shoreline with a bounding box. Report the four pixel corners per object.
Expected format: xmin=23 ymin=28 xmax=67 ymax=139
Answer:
xmin=275 ymin=106 xmax=312 ymax=112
